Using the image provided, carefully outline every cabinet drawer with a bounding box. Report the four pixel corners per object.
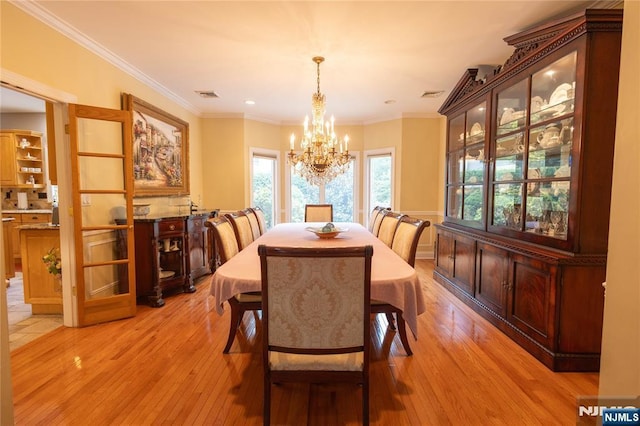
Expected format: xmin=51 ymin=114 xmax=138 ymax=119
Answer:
xmin=2 ymin=214 xmax=20 ymax=222
xmin=158 ymin=219 xmax=184 ymax=234
xmin=21 ymin=213 xmax=51 ymax=223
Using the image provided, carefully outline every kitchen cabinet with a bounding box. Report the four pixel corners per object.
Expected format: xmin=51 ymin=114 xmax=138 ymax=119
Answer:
xmin=1 ymin=130 xmax=46 ymax=188
xmin=19 ymin=226 xmax=62 ymax=314
xmin=3 ymin=219 xmax=15 ymax=280
xmin=2 ymin=212 xmax=51 ymax=260
xmin=434 ymin=9 xmax=622 ymax=371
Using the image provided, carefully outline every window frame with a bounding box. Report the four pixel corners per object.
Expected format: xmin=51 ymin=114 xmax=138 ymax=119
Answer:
xmin=364 ymin=148 xmax=395 ymax=228
xmin=249 ymin=147 xmax=280 ymax=228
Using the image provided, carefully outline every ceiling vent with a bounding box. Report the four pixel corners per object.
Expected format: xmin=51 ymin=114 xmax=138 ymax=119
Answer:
xmin=195 ymin=90 xmax=219 ymax=98
xmin=421 ymin=90 xmax=445 ymax=98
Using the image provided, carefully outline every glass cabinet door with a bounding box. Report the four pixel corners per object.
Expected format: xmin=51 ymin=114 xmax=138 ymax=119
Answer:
xmin=491 ymin=51 xmax=577 ymax=240
xmin=446 ymin=102 xmax=487 ymax=226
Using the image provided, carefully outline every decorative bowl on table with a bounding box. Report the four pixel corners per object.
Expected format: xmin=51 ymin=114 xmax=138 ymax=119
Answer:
xmin=305 ymin=223 xmax=348 ymax=239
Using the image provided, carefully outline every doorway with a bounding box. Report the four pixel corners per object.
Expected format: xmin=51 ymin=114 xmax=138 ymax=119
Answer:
xmin=1 ymin=86 xmax=64 ymax=346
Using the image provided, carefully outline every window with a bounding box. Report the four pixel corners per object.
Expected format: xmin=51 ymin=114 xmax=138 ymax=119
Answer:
xmin=287 ymin=155 xmax=358 ymax=223
xmin=250 ymin=148 xmax=279 ymax=229
xmin=364 ymin=150 xmax=394 ymax=227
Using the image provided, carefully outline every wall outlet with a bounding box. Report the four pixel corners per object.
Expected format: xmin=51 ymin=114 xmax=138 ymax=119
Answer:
xmin=81 ymin=194 xmax=91 ymax=206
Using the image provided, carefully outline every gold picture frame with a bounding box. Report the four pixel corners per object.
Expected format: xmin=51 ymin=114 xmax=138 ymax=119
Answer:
xmin=122 ymin=93 xmax=189 ymax=197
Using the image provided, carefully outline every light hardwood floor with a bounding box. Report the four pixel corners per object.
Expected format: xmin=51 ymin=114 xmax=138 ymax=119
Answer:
xmin=10 ymin=260 xmax=597 ymax=425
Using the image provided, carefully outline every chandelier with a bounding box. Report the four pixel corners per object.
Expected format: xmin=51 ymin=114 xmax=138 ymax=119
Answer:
xmin=288 ymin=56 xmax=350 ymax=186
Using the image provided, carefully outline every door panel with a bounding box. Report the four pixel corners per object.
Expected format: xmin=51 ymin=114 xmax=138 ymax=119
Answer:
xmin=452 ymin=236 xmax=475 ymax=295
xmin=68 ymin=103 xmax=136 ymax=326
xmin=475 ymin=242 xmax=509 ymax=317
xmin=508 ymin=254 xmax=555 ymax=346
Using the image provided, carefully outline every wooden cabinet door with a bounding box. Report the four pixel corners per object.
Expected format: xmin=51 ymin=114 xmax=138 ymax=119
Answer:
xmin=188 ymin=214 xmax=209 ymax=281
xmin=4 ymin=214 xmax=22 ymax=259
xmin=475 ymin=242 xmax=509 ymax=317
xmin=507 ymin=253 xmax=556 ymax=347
xmin=452 ymin=235 xmax=475 ymax=296
xmin=3 ymin=220 xmax=15 ymax=279
xmin=435 ymin=230 xmax=453 ymax=276
xmin=0 ymin=133 xmax=17 ymax=186
xmin=435 ymin=229 xmax=475 ymax=296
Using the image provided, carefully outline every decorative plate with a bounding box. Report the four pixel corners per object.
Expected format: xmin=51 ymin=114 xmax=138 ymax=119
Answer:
xmin=549 ymin=83 xmax=572 ymax=114
xmin=470 ymin=122 xmax=483 ymax=136
xmin=305 ymin=226 xmax=348 ymax=239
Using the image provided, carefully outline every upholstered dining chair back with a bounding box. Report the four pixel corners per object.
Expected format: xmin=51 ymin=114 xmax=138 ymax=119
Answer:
xmin=368 ymin=206 xmax=389 ymax=232
xmin=371 ymin=208 xmax=388 ymax=236
xmin=225 ymin=211 xmax=254 ymax=250
xmin=251 ymin=206 xmax=268 ymax=235
xmin=377 ymin=212 xmax=406 ymax=247
xmin=242 ymin=207 xmax=262 ymax=240
xmin=304 ymin=203 xmax=333 ymax=222
xmin=391 ymin=216 xmax=431 ymax=267
xmin=205 ymin=216 xmax=239 ymax=265
xmin=259 ymin=245 xmax=373 ymax=425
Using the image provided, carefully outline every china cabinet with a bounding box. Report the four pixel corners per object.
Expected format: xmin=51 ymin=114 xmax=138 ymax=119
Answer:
xmin=434 ymin=9 xmax=623 ymax=371
xmin=0 ymin=130 xmax=46 ymax=188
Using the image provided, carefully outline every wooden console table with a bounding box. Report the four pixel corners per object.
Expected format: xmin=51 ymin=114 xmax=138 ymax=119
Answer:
xmin=119 ymin=211 xmax=217 ymax=307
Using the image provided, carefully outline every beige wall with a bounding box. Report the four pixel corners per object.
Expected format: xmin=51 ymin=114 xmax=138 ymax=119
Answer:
xmin=599 ymin=0 xmax=640 ymax=398
xmin=1 ymin=3 xmax=203 ymax=215
xmin=200 ymin=118 xmax=244 ymax=210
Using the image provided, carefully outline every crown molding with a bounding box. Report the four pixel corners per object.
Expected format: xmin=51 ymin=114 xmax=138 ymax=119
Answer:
xmin=10 ymin=0 xmax=201 ymax=116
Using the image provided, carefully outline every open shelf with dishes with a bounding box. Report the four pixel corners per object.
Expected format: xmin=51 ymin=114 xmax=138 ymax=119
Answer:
xmin=434 ymin=9 xmax=623 ymax=371
xmin=1 ymin=129 xmax=46 ymax=188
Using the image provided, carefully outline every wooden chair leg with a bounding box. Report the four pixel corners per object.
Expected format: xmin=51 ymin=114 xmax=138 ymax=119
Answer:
xmin=223 ymin=299 xmax=243 ymax=354
xmin=385 ymin=312 xmax=396 ymax=330
xmin=396 ymin=311 xmax=413 ymax=356
xmin=363 ymin=375 xmax=370 ymax=425
xmin=264 ymin=373 xmax=271 ymax=425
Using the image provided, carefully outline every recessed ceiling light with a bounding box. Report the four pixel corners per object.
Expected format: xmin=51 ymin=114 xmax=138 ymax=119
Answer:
xmin=421 ymin=90 xmax=445 ymax=98
xmin=195 ymin=90 xmax=219 ymax=98
xmin=245 ymin=100 xmax=255 ymax=105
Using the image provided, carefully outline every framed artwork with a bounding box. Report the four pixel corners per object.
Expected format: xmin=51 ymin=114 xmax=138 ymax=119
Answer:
xmin=122 ymin=93 xmax=189 ymax=196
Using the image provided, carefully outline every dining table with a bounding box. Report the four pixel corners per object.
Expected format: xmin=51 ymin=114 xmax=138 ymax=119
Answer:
xmin=209 ymin=222 xmax=426 ymax=338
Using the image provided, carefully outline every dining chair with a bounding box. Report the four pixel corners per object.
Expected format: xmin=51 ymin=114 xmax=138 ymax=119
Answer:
xmin=251 ymin=206 xmax=268 ymax=235
xmin=371 ymin=208 xmax=388 ymax=236
xmin=259 ymin=244 xmax=373 ymax=425
xmin=391 ymin=216 xmax=431 ymax=267
xmin=304 ymin=203 xmax=333 ymax=222
xmin=225 ymin=211 xmax=255 ymax=250
xmin=242 ymin=207 xmax=262 ymax=240
xmin=367 ymin=206 xmax=389 ymax=232
xmin=372 ymin=215 xmax=430 ymax=356
xmin=376 ymin=211 xmax=406 ymax=247
xmin=206 ymin=216 xmax=261 ymax=354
